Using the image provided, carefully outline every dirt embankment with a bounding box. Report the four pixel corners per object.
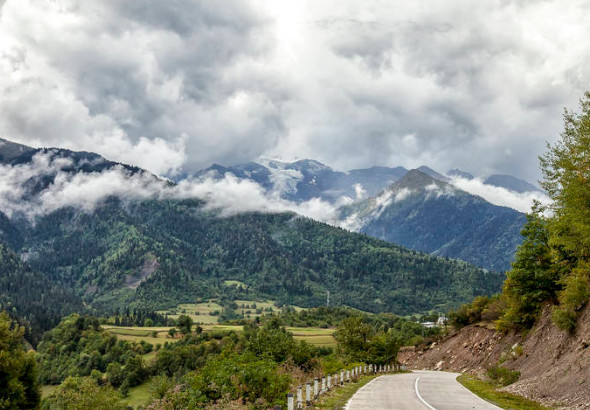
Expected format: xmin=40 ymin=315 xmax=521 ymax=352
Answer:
xmin=398 ymin=303 xmax=590 ymax=409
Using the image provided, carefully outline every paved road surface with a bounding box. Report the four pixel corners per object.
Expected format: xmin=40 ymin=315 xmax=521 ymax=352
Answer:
xmin=345 ymin=370 xmax=500 ymax=410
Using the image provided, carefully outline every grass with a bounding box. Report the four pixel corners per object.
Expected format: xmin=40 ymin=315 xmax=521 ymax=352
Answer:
xmin=157 ymin=301 xmax=223 ymax=324
xmin=315 ymin=375 xmax=378 ymax=408
xmin=224 ymin=280 xmax=248 ymax=289
xmin=287 ymin=327 xmax=337 ymax=347
xmin=121 ymin=382 xmax=151 ymax=409
xmin=457 ymin=374 xmax=553 ymax=410
xmin=40 ymin=384 xmax=59 ymax=398
xmin=157 ymin=299 xmax=305 ymax=324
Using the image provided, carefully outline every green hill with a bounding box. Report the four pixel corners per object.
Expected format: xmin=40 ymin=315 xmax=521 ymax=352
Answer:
xmin=0 ymin=197 xmax=504 ymax=316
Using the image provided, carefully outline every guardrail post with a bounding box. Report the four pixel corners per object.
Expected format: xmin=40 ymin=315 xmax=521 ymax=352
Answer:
xmin=287 ymin=393 xmax=294 ymax=410
xmin=314 ymin=378 xmax=319 ymax=399
xmin=346 ymin=370 xmax=350 ymax=383
xmin=306 ymin=382 xmax=311 ymax=406
xmin=321 ymin=377 xmax=326 ymax=393
xmin=297 ymin=386 xmax=302 ymax=409
xmin=340 ymin=370 xmax=344 ymax=385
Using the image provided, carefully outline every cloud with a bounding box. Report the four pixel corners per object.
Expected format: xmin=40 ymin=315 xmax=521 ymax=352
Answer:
xmin=0 ymin=0 xmax=589 ymax=182
xmin=450 ymin=176 xmax=551 ymax=213
xmin=0 ymin=152 xmax=341 ymax=223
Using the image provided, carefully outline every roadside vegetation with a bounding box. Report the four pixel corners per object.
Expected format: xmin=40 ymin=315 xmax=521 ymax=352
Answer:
xmin=457 ymin=375 xmax=552 ymax=410
xmin=2 ymin=306 xmax=442 ymax=409
xmin=315 ymin=374 xmax=378 ymax=408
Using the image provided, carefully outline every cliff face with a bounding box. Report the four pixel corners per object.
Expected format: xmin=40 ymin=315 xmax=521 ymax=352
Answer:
xmin=399 ymin=303 xmax=590 ymax=409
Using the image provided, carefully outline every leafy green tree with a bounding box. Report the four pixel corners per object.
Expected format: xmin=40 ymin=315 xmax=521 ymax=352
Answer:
xmin=41 ymin=377 xmax=126 ymax=410
xmin=175 ymin=315 xmax=193 ymax=335
xmin=0 ymin=311 xmax=40 ymax=409
xmin=539 ymin=92 xmax=590 ymax=330
xmin=334 ymin=316 xmax=372 ymax=361
xmin=498 ymin=209 xmax=560 ymax=330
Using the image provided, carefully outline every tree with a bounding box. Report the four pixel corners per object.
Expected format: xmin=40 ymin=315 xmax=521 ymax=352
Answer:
xmin=176 ymin=315 xmax=193 ymax=335
xmin=540 ymin=91 xmax=590 ymax=330
xmin=498 ymin=208 xmax=560 ymax=330
xmin=334 ymin=316 xmax=372 ymax=361
xmin=0 ymin=311 xmax=40 ymax=409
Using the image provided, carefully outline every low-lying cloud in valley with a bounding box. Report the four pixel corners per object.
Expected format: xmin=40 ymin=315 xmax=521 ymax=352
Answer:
xmin=450 ymin=176 xmax=551 ymax=213
xmin=0 ymin=152 xmax=343 ymax=223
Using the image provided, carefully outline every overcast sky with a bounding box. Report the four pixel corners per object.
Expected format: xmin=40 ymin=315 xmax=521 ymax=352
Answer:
xmin=0 ymin=0 xmax=588 ymax=183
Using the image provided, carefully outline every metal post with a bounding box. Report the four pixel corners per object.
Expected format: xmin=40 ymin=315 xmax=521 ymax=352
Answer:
xmin=297 ymin=386 xmax=302 ymax=409
xmin=340 ymin=370 xmax=344 ymax=385
xmin=346 ymin=370 xmax=350 ymax=383
xmin=306 ymin=383 xmax=311 ymax=405
xmin=322 ymin=377 xmax=326 ymax=393
xmin=287 ymin=393 xmax=294 ymax=410
xmin=314 ymin=378 xmax=319 ymax=399
xmin=327 ymin=374 xmax=331 ymax=389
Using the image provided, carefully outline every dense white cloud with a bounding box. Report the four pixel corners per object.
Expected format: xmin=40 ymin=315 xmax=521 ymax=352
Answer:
xmin=450 ymin=176 xmax=551 ymax=213
xmin=0 ymin=0 xmax=589 ymax=181
xmin=0 ymin=152 xmax=342 ymax=222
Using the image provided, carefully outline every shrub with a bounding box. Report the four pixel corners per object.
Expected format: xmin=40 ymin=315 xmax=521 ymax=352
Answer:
xmin=553 ymin=268 xmax=589 ymax=332
xmin=449 ymin=296 xmax=496 ymax=328
xmin=486 ymin=366 xmax=520 ymax=386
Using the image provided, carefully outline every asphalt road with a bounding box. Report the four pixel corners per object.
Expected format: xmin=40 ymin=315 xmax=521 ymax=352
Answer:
xmin=345 ymin=370 xmax=501 ymax=410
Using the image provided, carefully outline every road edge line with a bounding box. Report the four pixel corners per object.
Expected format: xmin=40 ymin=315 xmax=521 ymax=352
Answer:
xmin=415 ymin=376 xmax=437 ymax=410
xmin=343 ymin=376 xmax=381 ymax=410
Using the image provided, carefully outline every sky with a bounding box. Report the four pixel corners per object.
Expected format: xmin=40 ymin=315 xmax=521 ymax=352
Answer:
xmin=0 ymin=0 xmax=589 ymax=183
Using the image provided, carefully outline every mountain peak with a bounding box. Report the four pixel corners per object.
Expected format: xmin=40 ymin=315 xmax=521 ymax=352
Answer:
xmin=447 ymin=168 xmax=474 ymax=180
xmin=0 ymin=138 xmax=35 ymax=162
xmin=392 ymin=168 xmax=447 ymax=191
xmin=416 ymin=166 xmax=450 ymax=182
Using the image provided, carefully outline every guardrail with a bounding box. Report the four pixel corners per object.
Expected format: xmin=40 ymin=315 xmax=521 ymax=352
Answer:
xmin=280 ymin=363 xmax=398 ymax=410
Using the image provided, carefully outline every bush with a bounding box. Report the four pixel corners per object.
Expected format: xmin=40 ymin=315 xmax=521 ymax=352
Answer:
xmin=41 ymin=377 xmax=126 ymax=410
xmin=197 ymin=352 xmax=291 ymax=406
xmin=486 ymin=366 xmax=520 ymax=386
xmin=553 ymin=268 xmax=589 ymax=332
xmin=449 ymin=296 xmax=497 ymax=328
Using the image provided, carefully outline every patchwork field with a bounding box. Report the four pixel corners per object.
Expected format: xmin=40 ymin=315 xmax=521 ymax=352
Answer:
xmin=103 ymin=324 xmax=336 ymax=347
xmin=157 ymin=298 xmax=303 ymax=324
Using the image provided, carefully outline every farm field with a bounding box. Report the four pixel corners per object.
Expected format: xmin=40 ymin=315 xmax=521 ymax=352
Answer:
xmin=156 ymin=299 xmax=303 ymax=324
xmin=102 ymin=324 xmax=336 ymax=347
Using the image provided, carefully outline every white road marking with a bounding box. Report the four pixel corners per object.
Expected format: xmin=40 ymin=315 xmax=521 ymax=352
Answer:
xmin=344 ymin=377 xmax=380 ymax=410
xmin=415 ymin=376 xmax=437 ymax=410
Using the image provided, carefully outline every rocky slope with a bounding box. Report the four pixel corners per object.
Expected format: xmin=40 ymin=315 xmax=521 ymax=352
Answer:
xmin=399 ymin=303 xmax=590 ymax=409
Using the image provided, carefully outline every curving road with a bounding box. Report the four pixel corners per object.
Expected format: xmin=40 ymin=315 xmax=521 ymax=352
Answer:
xmin=345 ymin=370 xmax=500 ymax=410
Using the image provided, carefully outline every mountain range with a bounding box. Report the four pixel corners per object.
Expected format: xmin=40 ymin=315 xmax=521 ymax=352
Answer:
xmin=0 ymin=138 xmax=505 ymax=338
xmin=195 ymin=158 xmax=540 ymax=271
xmin=339 ymin=169 xmax=527 ymax=271
xmin=195 ymin=159 xmax=541 ymax=203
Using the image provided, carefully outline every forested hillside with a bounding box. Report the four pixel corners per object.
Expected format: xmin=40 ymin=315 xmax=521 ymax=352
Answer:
xmin=0 ymin=243 xmax=82 ymax=345
xmin=1 ymin=199 xmax=503 ymax=316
